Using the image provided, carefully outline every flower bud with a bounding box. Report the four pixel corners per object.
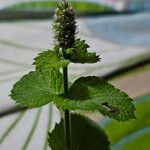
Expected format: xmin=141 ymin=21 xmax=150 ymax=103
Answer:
xmin=53 ymin=0 xmax=76 ymax=49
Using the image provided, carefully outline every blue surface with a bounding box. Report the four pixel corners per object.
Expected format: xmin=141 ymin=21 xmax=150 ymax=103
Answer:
xmin=127 ymin=1 xmax=150 ymax=11
xmin=86 ymin=13 xmax=150 ymax=47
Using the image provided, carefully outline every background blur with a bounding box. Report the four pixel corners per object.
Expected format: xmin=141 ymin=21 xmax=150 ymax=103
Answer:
xmin=0 ymin=0 xmax=150 ymax=150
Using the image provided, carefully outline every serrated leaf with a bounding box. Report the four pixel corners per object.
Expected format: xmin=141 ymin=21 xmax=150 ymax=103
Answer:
xmin=10 ymin=68 xmax=63 ymax=108
xmin=54 ymin=76 xmax=135 ymax=121
xmin=33 ymin=50 xmax=69 ymax=71
xmin=48 ymin=113 xmax=110 ymax=150
xmin=103 ymin=95 xmax=150 ymax=145
xmin=66 ymin=38 xmax=100 ymax=63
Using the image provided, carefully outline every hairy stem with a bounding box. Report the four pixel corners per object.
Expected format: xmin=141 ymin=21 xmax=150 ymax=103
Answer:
xmin=63 ymin=66 xmax=71 ymax=150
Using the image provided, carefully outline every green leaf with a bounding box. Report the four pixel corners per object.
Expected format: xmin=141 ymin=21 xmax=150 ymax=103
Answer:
xmin=66 ymin=38 xmax=100 ymax=63
xmin=48 ymin=113 xmax=110 ymax=150
xmin=10 ymin=68 xmax=63 ymax=108
xmin=54 ymin=76 xmax=135 ymax=121
xmin=103 ymin=95 xmax=150 ymax=145
xmin=33 ymin=50 xmax=69 ymax=71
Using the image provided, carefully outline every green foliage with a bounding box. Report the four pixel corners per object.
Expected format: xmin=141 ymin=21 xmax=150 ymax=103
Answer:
xmin=48 ymin=113 xmax=110 ymax=150
xmin=10 ymin=0 xmax=135 ymax=149
xmin=54 ymin=76 xmax=135 ymax=121
xmin=66 ymin=38 xmax=100 ymax=63
xmin=10 ymin=74 xmax=135 ymax=121
xmin=10 ymin=69 xmax=63 ymax=107
xmin=69 ymin=76 xmax=135 ymax=121
xmin=33 ymin=50 xmax=69 ymax=71
xmin=102 ymin=95 xmax=150 ymax=145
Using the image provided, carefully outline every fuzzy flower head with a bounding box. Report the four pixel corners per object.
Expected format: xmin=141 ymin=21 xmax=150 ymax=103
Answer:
xmin=53 ymin=0 xmax=76 ymax=49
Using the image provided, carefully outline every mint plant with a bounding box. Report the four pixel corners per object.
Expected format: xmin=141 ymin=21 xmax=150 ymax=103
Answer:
xmin=10 ymin=0 xmax=135 ymax=150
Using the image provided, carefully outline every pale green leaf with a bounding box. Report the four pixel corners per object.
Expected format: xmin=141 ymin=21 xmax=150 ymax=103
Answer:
xmin=33 ymin=50 xmax=69 ymax=71
xmin=10 ymin=68 xmax=63 ymax=108
xmin=48 ymin=113 xmax=110 ymax=150
xmin=66 ymin=38 xmax=100 ymax=63
xmin=54 ymin=76 xmax=135 ymax=121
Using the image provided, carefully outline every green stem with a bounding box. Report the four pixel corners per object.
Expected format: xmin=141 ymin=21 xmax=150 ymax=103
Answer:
xmin=64 ymin=109 xmax=71 ymax=150
xmin=63 ymin=64 xmax=71 ymax=150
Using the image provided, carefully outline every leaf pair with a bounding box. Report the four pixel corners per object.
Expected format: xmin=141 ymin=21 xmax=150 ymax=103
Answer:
xmin=10 ymin=45 xmax=135 ymax=122
xmin=48 ymin=113 xmax=110 ymax=150
xmin=33 ymin=38 xmax=100 ymax=72
xmin=66 ymin=38 xmax=100 ymax=63
xmin=10 ymin=68 xmax=135 ymax=121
